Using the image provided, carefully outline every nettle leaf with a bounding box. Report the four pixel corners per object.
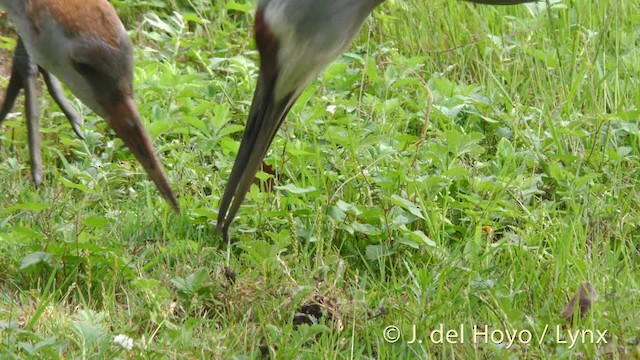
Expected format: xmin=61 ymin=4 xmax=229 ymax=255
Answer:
xmin=366 ymin=244 xmax=395 ymax=261
xmin=617 ymin=146 xmax=633 ymax=158
xmin=13 ymin=227 xmax=46 ymax=241
xmin=327 ymin=206 xmax=347 ymax=222
xmin=182 ymin=13 xmax=208 ymax=24
xmin=83 ymin=215 xmax=110 ymax=228
xmin=2 ymin=202 xmax=49 ymax=214
xmin=148 ymin=118 xmax=175 ymax=137
xmin=547 ymin=162 xmax=566 ymax=181
xmin=328 ymin=200 xmax=363 ymax=221
xmin=337 ymin=200 xmax=362 ymax=214
xmin=408 ymin=230 xmax=437 ymax=248
xmin=434 ymin=104 xmax=466 ymax=120
xmin=190 ymin=207 xmax=217 ymax=220
xmin=398 ymin=237 xmax=420 ymax=249
xmin=144 ymin=13 xmax=175 ymax=34
xmin=226 ymin=1 xmax=253 ymax=13
xmin=171 ymin=269 xmax=210 ymax=297
xmin=274 ymin=184 xmax=317 ymax=195
xmin=497 ymin=138 xmax=515 ymax=158
xmin=20 ymin=252 xmax=53 ymax=270
xmin=60 ymin=178 xmax=89 ymax=192
xmin=72 ymin=322 xmax=105 ymax=345
xmin=392 ymin=212 xmax=411 ymax=226
xmin=448 ymin=131 xmax=485 ymax=158
xmin=349 ymin=222 xmax=381 ymax=236
xmin=210 ymin=104 xmax=231 ymax=132
xmin=389 ymin=194 xmax=425 ymax=220
xmin=442 ymin=166 xmax=469 ymax=179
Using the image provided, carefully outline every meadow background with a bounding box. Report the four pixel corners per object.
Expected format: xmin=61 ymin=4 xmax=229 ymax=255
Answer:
xmin=0 ymin=0 xmax=638 ymax=358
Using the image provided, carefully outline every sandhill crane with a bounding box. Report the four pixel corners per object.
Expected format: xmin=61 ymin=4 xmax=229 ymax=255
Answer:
xmin=216 ymin=0 xmax=538 ymax=241
xmin=0 ymin=0 xmax=178 ymax=211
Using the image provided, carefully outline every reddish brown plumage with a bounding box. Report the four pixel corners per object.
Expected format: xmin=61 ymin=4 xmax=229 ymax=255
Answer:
xmin=26 ymin=0 xmax=122 ymax=48
xmin=254 ymin=9 xmax=280 ymax=78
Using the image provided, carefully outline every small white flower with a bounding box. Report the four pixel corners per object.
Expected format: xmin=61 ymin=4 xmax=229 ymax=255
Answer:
xmin=113 ymin=334 xmax=134 ymax=351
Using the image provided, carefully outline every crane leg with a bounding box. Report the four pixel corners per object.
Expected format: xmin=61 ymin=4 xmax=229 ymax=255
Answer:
xmin=0 ymin=37 xmax=85 ymax=186
xmin=40 ymin=69 xmax=85 ymax=139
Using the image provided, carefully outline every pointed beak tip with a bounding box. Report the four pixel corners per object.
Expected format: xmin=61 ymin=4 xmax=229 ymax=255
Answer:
xmin=104 ymin=97 xmax=179 ymax=215
xmin=216 ymin=72 xmax=293 ymax=237
xmin=215 ymin=222 xmax=231 ymax=243
xmin=33 ymin=176 xmax=42 ymax=188
xmin=170 ymin=198 xmax=180 ymax=213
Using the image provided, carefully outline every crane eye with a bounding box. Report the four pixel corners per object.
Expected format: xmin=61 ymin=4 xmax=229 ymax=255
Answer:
xmin=72 ymin=61 xmax=99 ymax=77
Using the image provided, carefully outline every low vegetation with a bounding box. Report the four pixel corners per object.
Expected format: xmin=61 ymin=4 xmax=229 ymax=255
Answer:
xmin=0 ymin=0 xmax=638 ymax=358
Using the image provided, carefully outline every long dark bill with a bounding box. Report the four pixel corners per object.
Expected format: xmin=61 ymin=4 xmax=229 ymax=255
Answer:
xmin=216 ymin=8 xmax=295 ymax=242
xmin=106 ymin=96 xmax=179 ymax=212
xmin=216 ymin=67 xmax=294 ymax=243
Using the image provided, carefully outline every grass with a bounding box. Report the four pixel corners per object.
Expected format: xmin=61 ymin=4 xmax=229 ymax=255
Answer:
xmin=1 ymin=0 xmax=639 ymax=358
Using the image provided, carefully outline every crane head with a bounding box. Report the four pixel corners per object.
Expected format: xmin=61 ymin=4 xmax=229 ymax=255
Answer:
xmin=3 ymin=0 xmax=179 ymax=211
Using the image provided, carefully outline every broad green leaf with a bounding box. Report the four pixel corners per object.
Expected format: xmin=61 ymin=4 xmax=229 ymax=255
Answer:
xmin=389 ymin=194 xmax=425 ymax=220
xmin=20 ymin=252 xmax=53 ymax=270
xmin=2 ymin=202 xmax=49 ymax=214
xmin=83 ymin=215 xmax=110 ymax=228
xmin=274 ymin=184 xmax=317 ymax=195
xmin=366 ymin=244 xmax=394 ymax=261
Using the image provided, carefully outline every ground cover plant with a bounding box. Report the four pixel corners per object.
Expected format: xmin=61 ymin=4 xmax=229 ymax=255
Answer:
xmin=0 ymin=0 xmax=638 ymax=358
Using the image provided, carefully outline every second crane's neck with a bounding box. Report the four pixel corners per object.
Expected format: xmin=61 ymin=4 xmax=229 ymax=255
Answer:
xmin=259 ymin=0 xmax=382 ymax=36
xmin=259 ymin=0 xmax=383 ymax=57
